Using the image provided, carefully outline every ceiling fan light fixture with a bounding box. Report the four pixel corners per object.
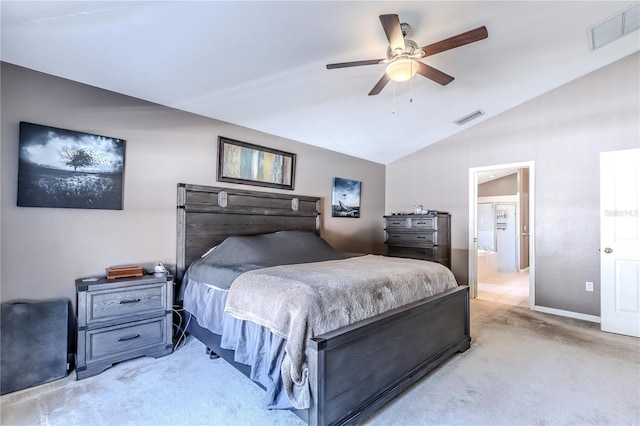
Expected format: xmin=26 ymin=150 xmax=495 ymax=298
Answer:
xmin=386 ymin=58 xmax=419 ymax=82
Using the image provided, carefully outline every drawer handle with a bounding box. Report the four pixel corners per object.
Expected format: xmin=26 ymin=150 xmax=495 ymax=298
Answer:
xmin=118 ymin=334 xmax=140 ymax=342
xmin=119 ymin=298 xmax=141 ymax=304
xmin=417 ymin=236 xmax=426 ymax=239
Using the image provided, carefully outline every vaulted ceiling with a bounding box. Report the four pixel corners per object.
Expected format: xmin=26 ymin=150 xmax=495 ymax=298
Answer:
xmin=2 ymin=1 xmax=638 ymax=164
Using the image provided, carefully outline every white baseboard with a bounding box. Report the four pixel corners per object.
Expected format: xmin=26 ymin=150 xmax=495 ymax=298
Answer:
xmin=531 ymin=305 xmax=601 ymax=323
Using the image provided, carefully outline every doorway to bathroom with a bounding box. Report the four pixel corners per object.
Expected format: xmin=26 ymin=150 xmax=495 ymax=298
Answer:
xmin=468 ymin=161 xmax=534 ymax=308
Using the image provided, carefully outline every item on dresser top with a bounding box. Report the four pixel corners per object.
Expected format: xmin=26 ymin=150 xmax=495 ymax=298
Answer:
xmin=153 ymin=261 xmax=167 ymax=275
xmin=105 ymin=265 xmax=144 ymax=280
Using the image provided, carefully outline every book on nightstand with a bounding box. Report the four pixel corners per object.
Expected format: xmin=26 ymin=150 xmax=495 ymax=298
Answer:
xmin=105 ymin=265 xmax=144 ymax=280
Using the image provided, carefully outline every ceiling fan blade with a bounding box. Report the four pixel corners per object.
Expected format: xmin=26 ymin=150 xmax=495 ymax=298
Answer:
xmin=379 ymin=14 xmax=406 ymax=52
xmin=326 ymin=59 xmax=385 ymax=69
xmin=416 ymin=62 xmax=454 ymax=86
xmin=420 ymin=26 xmax=488 ymax=57
xmin=368 ymin=74 xmax=390 ymax=96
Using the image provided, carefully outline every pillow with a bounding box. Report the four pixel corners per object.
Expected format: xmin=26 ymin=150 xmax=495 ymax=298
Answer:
xmin=187 ymin=230 xmax=353 ymax=290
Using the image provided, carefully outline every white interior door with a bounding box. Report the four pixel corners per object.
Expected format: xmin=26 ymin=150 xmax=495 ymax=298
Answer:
xmin=600 ymin=148 xmax=640 ymax=337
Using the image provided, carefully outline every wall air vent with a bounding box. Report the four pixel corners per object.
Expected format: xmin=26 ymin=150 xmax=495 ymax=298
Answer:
xmin=454 ymin=109 xmax=485 ymax=126
xmin=587 ymin=2 xmax=640 ymax=51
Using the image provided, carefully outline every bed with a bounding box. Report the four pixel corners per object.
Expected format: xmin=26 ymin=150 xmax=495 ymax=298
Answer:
xmin=176 ymin=183 xmax=470 ymax=426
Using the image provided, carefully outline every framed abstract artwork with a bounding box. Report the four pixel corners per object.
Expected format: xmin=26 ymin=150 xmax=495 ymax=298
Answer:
xmin=17 ymin=122 xmax=126 ymax=210
xmin=332 ymin=177 xmax=361 ymax=218
xmin=217 ymin=136 xmax=296 ymax=190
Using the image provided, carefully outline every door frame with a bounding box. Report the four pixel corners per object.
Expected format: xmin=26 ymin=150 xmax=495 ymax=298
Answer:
xmin=468 ymin=161 xmax=535 ymax=307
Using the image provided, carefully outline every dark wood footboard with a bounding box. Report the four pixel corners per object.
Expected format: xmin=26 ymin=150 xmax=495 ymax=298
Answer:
xmin=305 ymin=285 xmax=470 ymax=426
xmin=184 ymin=285 xmax=469 ymax=426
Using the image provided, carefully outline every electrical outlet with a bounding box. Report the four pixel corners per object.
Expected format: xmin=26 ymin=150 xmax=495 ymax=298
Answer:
xmin=586 ymin=281 xmax=594 ymax=292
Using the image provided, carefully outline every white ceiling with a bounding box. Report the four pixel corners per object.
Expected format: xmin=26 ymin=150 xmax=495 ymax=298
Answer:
xmin=1 ymin=1 xmax=638 ymax=165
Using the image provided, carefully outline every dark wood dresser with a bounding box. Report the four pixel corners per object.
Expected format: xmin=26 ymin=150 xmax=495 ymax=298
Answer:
xmin=384 ymin=213 xmax=451 ymax=268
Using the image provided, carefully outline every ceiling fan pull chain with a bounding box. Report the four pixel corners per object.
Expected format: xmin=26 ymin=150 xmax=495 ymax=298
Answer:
xmin=392 ymin=81 xmax=396 ymax=114
xmin=409 ymin=64 xmax=414 ymax=104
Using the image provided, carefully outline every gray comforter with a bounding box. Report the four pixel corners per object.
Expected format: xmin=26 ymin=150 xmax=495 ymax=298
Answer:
xmin=224 ymin=254 xmax=458 ymax=409
xmin=185 ymin=230 xmax=353 ymax=291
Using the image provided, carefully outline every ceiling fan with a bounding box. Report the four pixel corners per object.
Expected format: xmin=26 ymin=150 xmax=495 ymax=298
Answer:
xmin=326 ymin=14 xmax=488 ymax=96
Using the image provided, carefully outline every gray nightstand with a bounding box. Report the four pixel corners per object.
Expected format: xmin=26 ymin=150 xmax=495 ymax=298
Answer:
xmin=75 ymin=274 xmax=173 ymax=380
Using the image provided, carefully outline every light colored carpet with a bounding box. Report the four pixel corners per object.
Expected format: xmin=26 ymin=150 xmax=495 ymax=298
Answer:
xmin=1 ymin=299 xmax=638 ymax=426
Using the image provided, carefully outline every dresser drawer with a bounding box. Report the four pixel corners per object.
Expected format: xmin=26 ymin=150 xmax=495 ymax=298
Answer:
xmin=386 ymin=245 xmax=449 ymax=265
xmin=86 ymin=283 xmax=167 ymax=324
xmin=384 ymin=215 xmax=447 ymax=230
xmin=84 ymin=317 xmax=168 ymax=363
xmin=385 ymin=231 xmax=439 ymax=246
xmin=410 ymin=217 xmax=437 ymax=229
xmin=384 ymin=217 xmax=411 ymax=229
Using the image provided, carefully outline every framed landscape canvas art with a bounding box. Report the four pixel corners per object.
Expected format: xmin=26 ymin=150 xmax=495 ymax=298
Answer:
xmin=217 ymin=136 xmax=296 ymax=190
xmin=17 ymin=122 xmax=126 ymax=210
xmin=332 ymin=177 xmax=361 ymax=218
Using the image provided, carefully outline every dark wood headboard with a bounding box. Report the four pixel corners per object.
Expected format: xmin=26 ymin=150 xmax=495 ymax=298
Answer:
xmin=176 ymin=183 xmax=321 ymax=280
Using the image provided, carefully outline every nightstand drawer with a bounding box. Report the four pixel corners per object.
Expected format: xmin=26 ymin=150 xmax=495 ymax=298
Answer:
xmin=86 ymin=283 xmax=166 ymax=323
xmin=85 ymin=317 xmax=168 ymax=362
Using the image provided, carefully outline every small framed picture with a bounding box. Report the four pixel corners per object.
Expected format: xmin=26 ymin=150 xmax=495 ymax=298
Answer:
xmin=332 ymin=177 xmax=361 ymax=218
xmin=17 ymin=122 xmax=126 ymax=210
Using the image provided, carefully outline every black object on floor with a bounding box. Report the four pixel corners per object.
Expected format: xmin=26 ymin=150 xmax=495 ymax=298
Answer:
xmin=1 ymin=299 xmax=74 ymax=395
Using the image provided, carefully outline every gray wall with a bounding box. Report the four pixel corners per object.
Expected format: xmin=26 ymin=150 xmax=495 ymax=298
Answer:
xmin=2 ymin=52 xmax=639 ymax=318
xmin=0 ymin=63 xmax=385 ymax=306
xmin=386 ymin=52 xmax=639 ymax=317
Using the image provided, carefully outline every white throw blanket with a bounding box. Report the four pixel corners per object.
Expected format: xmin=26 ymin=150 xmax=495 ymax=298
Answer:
xmin=224 ymin=254 xmax=458 ymax=409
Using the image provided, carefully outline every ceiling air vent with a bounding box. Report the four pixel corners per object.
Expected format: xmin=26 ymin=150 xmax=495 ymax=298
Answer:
xmin=454 ymin=109 xmax=484 ymax=126
xmin=587 ymin=2 xmax=640 ymax=51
